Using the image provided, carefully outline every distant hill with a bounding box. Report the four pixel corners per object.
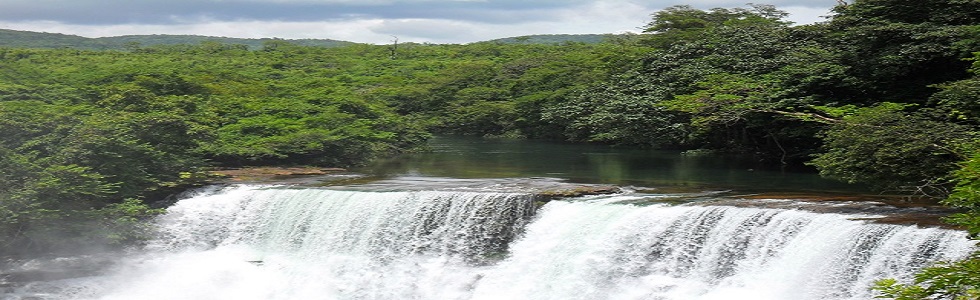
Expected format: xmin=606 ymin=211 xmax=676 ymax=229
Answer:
xmin=0 ymin=29 xmax=113 ymax=49
xmin=0 ymin=29 xmax=356 ymax=50
xmin=483 ymin=34 xmax=613 ymax=44
xmin=98 ymin=34 xmax=356 ymax=49
xmin=0 ymin=29 xmax=618 ymax=50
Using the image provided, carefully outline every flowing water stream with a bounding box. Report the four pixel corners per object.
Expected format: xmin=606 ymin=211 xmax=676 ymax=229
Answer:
xmin=3 ymin=137 xmax=976 ymax=299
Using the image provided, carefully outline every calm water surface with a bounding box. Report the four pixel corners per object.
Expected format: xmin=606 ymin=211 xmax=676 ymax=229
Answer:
xmin=358 ymin=136 xmax=865 ymax=194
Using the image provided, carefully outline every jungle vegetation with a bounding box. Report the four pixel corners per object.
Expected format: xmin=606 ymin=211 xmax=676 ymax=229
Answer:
xmin=0 ymin=0 xmax=978 ymax=297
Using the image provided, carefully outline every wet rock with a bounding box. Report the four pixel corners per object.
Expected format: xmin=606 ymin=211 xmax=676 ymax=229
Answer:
xmin=705 ymin=193 xmax=962 ymax=229
xmin=210 ymin=167 xmax=347 ymax=182
xmin=535 ymin=186 xmax=622 ymax=201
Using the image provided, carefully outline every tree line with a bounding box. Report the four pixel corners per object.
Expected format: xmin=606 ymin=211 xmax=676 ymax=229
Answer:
xmin=0 ymin=0 xmax=978 ymax=297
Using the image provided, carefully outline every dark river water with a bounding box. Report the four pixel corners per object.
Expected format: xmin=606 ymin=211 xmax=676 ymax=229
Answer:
xmin=358 ymin=136 xmax=865 ymax=193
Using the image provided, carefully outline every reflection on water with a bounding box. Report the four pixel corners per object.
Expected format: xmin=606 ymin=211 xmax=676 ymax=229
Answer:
xmin=358 ymin=136 xmax=865 ymax=193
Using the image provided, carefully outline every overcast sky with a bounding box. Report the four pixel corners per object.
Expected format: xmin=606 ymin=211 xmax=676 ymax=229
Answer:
xmin=0 ymin=0 xmax=837 ymax=44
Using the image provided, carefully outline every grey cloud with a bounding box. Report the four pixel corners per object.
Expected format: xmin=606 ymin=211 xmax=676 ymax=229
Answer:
xmin=0 ymin=0 xmax=585 ymax=25
xmin=0 ymin=0 xmax=834 ymax=43
xmin=0 ymin=0 xmax=828 ymax=25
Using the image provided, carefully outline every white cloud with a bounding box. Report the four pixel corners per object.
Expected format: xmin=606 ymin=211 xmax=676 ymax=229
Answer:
xmin=782 ymin=6 xmax=835 ymax=24
xmin=555 ymin=1 xmax=651 ymax=32
xmin=369 ymin=19 xmax=476 ymax=41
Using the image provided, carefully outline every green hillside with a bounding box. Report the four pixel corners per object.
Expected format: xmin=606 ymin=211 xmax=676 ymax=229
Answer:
xmin=97 ymin=34 xmax=356 ymax=49
xmin=0 ymin=29 xmax=114 ymax=50
xmin=0 ymin=29 xmax=356 ymax=50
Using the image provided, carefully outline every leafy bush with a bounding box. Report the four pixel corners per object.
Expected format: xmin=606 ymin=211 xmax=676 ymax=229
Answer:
xmin=808 ymin=104 xmax=974 ymax=195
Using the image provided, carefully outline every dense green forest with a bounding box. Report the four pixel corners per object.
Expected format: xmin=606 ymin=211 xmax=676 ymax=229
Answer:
xmin=1 ymin=0 xmax=978 ymax=297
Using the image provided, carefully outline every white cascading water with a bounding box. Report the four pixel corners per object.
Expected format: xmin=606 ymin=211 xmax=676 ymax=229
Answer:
xmin=30 ymin=185 xmax=975 ymax=300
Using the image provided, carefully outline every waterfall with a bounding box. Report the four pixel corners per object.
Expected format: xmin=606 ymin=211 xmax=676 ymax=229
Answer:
xmin=24 ymin=185 xmax=975 ymax=300
xmin=471 ymin=198 xmax=973 ymax=300
xmin=148 ymin=185 xmax=535 ymax=263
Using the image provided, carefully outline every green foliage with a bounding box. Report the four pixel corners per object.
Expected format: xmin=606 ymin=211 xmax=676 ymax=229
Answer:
xmin=826 ymin=0 xmax=980 ymax=103
xmin=932 ymin=53 xmax=980 ymax=122
xmin=483 ymin=34 xmax=612 ymax=45
xmin=641 ymin=4 xmax=790 ymax=48
xmin=550 ymin=3 xmax=831 ymax=162
xmin=807 ymin=49 xmax=980 ymax=197
xmin=873 ymin=255 xmax=980 ymax=300
xmin=541 ymin=81 xmax=690 ymax=147
xmin=440 ymin=101 xmax=518 ymax=137
xmin=808 ymin=104 xmax=973 ymax=194
xmin=941 ymin=151 xmax=980 ymax=237
xmin=933 ymin=77 xmax=980 ymax=122
xmin=660 ymin=73 xmax=781 ymax=128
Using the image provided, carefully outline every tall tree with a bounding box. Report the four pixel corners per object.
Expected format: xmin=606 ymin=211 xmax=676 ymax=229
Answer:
xmin=825 ymin=0 xmax=980 ymax=103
